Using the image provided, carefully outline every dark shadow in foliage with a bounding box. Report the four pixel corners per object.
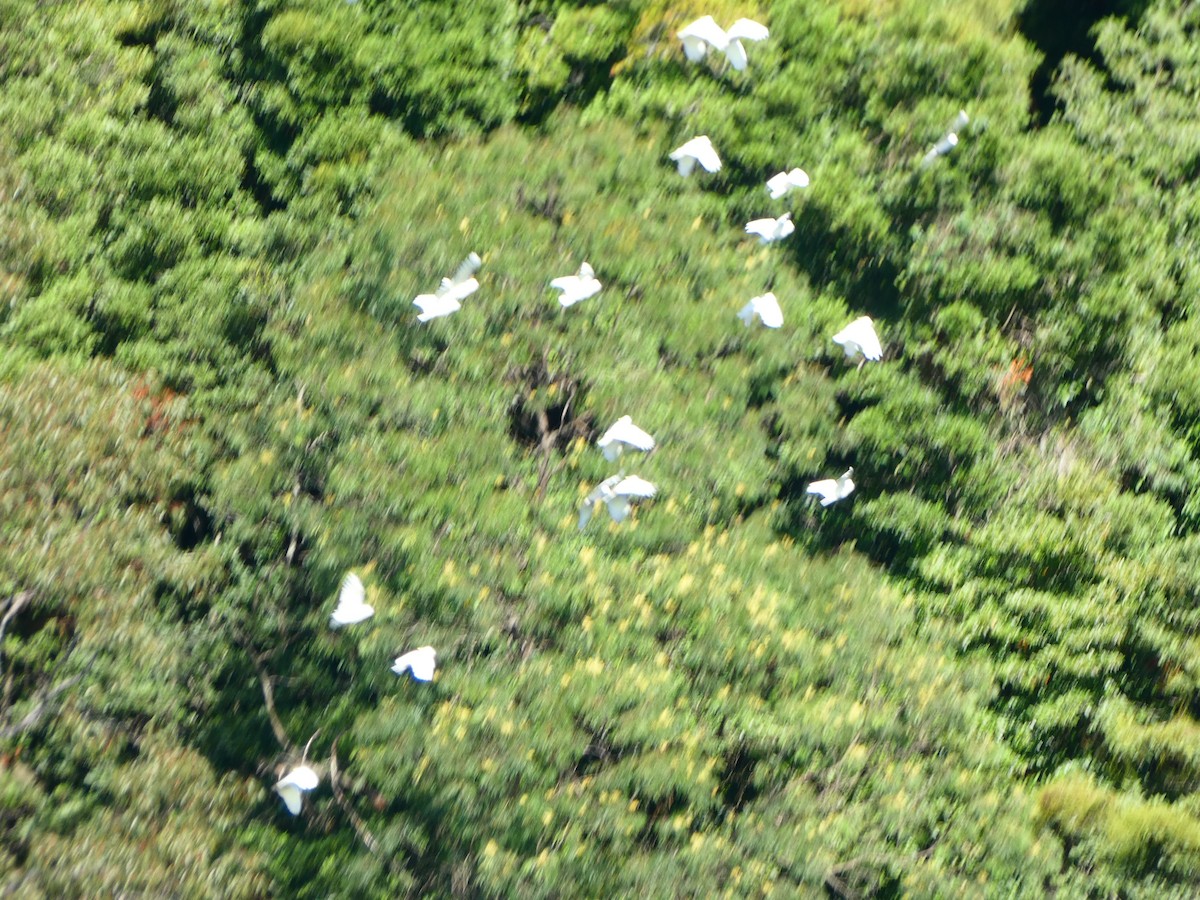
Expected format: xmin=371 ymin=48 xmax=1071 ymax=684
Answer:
xmin=772 ymin=486 xmax=861 ymax=561
xmin=516 ymin=16 xmax=636 ymax=130
xmin=506 ymin=355 xmax=591 ymax=452
xmin=187 ymin=650 xmax=284 ymax=773
xmin=516 ymin=182 xmax=564 ymax=229
xmin=166 ymin=487 xmax=215 ymax=552
xmin=789 ymin=203 xmax=904 ymax=327
xmin=1017 ymin=0 xmax=1153 ymax=125
xmin=145 ymin=57 xmax=179 ymax=128
xmin=234 ymin=4 xmax=302 ymax=215
xmin=571 ymin=717 xmax=631 ymax=780
xmin=717 ymin=742 xmax=762 ymax=814
xmin=825 ymin=858 xmax=903 ymax=899
xmin=632 ymin=789 xmax=689 ymax=852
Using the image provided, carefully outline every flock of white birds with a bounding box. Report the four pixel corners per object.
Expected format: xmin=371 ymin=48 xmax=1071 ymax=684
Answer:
xmin=276 ymin=13 xmax=967 ymax=816
xmin=275 ymin=573 xmax=436 ymax=814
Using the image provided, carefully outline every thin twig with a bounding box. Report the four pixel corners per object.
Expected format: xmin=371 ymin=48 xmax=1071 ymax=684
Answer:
xmin=301 ymin=729 xmax=321 ymax=762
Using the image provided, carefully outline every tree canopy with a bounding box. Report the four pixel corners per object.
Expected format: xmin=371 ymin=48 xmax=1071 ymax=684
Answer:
xmin=3 ymin=0 xmax=1200 ymax=895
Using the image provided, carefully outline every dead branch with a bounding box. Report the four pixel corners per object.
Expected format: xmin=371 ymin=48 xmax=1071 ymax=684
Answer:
xmin=0 ymin=668 xmax=85 ymax=742
xmin=330 ymin=738 xmax=406 ymax=876
xmin=0 ymin=590 xmax=33 ymax=673
xmin=236 ymin=635 xmax=293 ymax=753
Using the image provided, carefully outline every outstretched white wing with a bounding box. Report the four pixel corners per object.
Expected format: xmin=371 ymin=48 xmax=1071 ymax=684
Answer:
xmin=745 ymin=217 xmax=775 ymax=240
xmin=740 ymin=293 xmax=782 ymax=329
xmin=678 ymin=15 xmax=727 ymax=61
xmin=415 ymin=253 xmax=480 ymax=320
xmin=283 ymin=765 xmax=319 ymax=791
xmin=670 ymin=136 xmax=721 ymax=175
xmin=724 ymin=39 xmax=750 ymax=71
xmin=331 ymin=573 xmax=374 ymax=627
xmin=441 ymin=277 xmax=479 ymax=303
xmin=722 ymin=20 xmax=768 ymax=70
xmin=727 ymin=18 xmax=769 ymax=42
xmin=832 ymin=316 xmax=882 ymax=361
xmin=597 ymin=415 xmax=656 ymax=461
xmin=613 ymin=475 xmax=657 ymax=498
xmin=604 ymin=495 xmax=633 ymax=523
xmin=766 ymin=168 xmax=809 ymax=199
xmin=276 ymin=782 xmax=302 ymax=815
xmin=392 ymin=645 xmax=437 ymax=682
xmin=691 ymin=136 xmax=722 ymax=172
xmin=449 ymin=252 xmax=482 ymax=286
xmin=807 ymin=469 xmax=855 ymax=506
xmin=414 ymin=293 xmax=461 ymax=322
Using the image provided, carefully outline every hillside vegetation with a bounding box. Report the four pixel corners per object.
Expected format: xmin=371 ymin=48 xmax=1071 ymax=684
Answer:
xmin=3 ymin=0 xmax=1200 ymax=895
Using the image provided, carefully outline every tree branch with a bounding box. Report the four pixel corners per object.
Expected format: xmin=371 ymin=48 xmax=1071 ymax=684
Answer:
xmin=236 ymin=636 xmax=293 ymax=753
xmin=0 ymin=666 xmax=86 ymax=742
xmin=0 ymin=590 xmax=33 ymax=674
xmin=330 ymin=738 xmax=406 ymax=877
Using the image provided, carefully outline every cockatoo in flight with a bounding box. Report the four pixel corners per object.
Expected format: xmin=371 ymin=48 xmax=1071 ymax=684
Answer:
xmin=678 ymin=15 xmax=770 ymax=71
xmin=275 ymin=765 xmax=320 ymax=816
xmin=832 ymin=316 xmax=883 ymax=363
xmin=413 ymin=252 xmax=482 ymax=321
xmin=745 ymin=212 xmax=794 ymax=244
xmin=766 ymin=168 xmax=809 ymax=199
xmin=579 ymin=475 xmax=658 ymax=530
xmin=392 ymin=646 xmax=438 ymax=682
xmin=550 ymin=261 xmax=602 ymax=308
xmin=920 ymin=110 xmax=969 ymax=168
xmin=669 ymin=136 xmax=722 ymax=176
xmin=738 ymin=292 xmax=783 ymax=329
xmin=597 ymin=416 xmax=656 ymax=462
xmin=807 ymin=468 xmax=856 ymax=507
xmin=330 ymin=573 xmax=374 ymax=628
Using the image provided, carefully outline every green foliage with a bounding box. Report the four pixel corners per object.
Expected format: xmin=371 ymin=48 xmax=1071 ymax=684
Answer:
xmin=5 ymin=0 xmax=1200 ymax=894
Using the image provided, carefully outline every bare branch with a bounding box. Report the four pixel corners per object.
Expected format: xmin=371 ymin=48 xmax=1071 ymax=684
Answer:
xmin=236 ymin=636 xmax=293 ymax=753
xmin=301 ymin=729 xmax=321 ymax=762
xmin=0 ymin=670 xmax=85 ymax=742
xmin=330 ymin=738 xmax=405 ymax=876
xmin=0 ymin=590 xmax=33 ymax=673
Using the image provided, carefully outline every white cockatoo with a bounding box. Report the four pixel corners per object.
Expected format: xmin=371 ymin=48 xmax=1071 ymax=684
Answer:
xmin=275 ymin=764 xmax=320 ymax=816
xmin=678 ymin=15 xmax=770 ymax=71
xmin=832 ymin=316 xmax=883 ymax=363
xmin=597 ymin=416 xmax=656 ymax=462
xmin=669 ymin=136 xmax=722 ymax=176
xmin=738 ymin=292 xmax=783 ymax=329
xmin=330 ymin=573 xmax=374 ymax=628
xmin=550 ymin=261 xmax=602 ymax=308
xmin=579 ymin=475 xmax=657 ymax=530
xmin=765 ymin=168 xmax=809 ymax=199
xmin=807 ymin=468 xmax=856 ymax=507
xmin=920 ymin=110 xmax=969 ymax=168
xmin=413 ymin=252 xmax=482 ymax=321
xmin=745 ymin=212 xmax=794 ymax=244
xmin=392 ymin=646 xmax=437 ymax=682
